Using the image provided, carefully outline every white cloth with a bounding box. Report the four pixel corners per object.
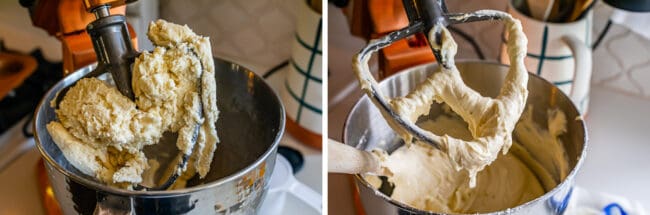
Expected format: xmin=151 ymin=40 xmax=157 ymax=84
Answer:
xmin=566 ymin=186 xmax=647 ymax=215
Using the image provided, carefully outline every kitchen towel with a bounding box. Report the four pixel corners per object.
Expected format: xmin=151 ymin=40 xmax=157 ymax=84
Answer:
xmin=159 ymin=0 xmax=299 ymax=74
xmin=566 ymin=186 xmax=647 ymax=215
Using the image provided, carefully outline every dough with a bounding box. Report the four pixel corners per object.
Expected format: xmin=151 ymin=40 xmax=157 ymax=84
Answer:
xmin=48 ymin=78 xmax=156 ymax=187
xmin=46 ymin=20 xmax=219 ymax=189
xmin=353 ymin=10 xmax=528 ymax=187
xmin=366 ymin=107 xmax=569 ymax=213
xmin=138 ymin=19 xmax=220 ymax=179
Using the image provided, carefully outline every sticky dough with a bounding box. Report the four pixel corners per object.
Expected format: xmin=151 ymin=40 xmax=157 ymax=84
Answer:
xmin=353 ymin=10 xmax=528 ymax=187
xmin=366 ymin=107 xmax=569 ymax=213
xmin=46 ymin=20 xmax=219 ymax=189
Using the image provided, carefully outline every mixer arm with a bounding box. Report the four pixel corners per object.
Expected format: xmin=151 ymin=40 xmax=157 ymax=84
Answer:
xmin=401 ymin=0 xmax=447 ymax=28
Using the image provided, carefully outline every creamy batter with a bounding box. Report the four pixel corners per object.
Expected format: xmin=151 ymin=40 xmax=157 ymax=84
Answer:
xmin=46 ymin=20 xmax=219 ymax=189
xmin=366 ymin=107 xmax=569 ymax=213
xmin=353 ymin=10 xmax=528 ymax=187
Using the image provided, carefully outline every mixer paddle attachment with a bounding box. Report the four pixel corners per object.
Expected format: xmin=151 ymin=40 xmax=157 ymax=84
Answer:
xmin=53 ymin=3 xmax=201 ymax=190
xmin=135 ymin=90 xmax=204 ymax=191
xmin=353 ymin=0 xmax=522 ymax=151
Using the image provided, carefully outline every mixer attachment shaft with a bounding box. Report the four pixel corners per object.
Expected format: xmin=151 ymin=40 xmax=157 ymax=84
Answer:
xmin=401 ymin=0 xmax=508 ymax=68
xmin=87 ymin=5 xmax=139 ymax=100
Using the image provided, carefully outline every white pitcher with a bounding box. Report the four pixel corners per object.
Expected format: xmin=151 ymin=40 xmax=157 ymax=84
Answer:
xmin=500 ymin=0 xmax=593 ymax=114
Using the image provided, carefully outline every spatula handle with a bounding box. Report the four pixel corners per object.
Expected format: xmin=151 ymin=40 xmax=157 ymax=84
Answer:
xmin=327 ymin=139 xmax=382 ymax=175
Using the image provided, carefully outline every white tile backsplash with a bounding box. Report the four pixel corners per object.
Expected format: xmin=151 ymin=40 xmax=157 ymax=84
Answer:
xmin=446 ymin=0 xmax=508 ymax=61
xmin=126 ymin=0 xmax=159 ymax=51
xmin=159 ymin=0 xmax=300 ymax=74
xmin=590 ymin=2 xmax=650 ymax=100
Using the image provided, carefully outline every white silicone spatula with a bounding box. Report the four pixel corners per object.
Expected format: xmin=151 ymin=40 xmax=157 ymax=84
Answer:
xmin=327 ymin=139 xmax=389 ymax=175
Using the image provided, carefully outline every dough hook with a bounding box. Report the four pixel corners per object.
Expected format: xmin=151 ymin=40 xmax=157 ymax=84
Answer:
xmin=353 ymin=0 xmax=511 ymax=149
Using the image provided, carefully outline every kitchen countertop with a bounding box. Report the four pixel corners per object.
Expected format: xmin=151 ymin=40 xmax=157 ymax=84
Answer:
xmin=574 ymin=86 xmax=650 ymax=207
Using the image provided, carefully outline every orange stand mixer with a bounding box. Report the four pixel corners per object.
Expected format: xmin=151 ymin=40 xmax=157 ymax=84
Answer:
xmin=21 ymin=0 xmax=138 ymax=213
xmin=347 ymin=0 xmax=437 ymax=79
xmin=21 ymin=0 xmax=138 ymax=76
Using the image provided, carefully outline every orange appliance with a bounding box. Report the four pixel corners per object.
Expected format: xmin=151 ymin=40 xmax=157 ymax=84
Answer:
xmin=348 ymin=0 xmax=436 ymax=79
xmin=22 ymin=0 xmax=137 ymax=74
xmin=21 ymin=0 xmax=139 ymax=213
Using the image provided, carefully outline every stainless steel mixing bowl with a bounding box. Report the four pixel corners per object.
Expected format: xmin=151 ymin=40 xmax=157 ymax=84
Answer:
xmin=344 ymin=61 xmax=587 ymax=215
xmin=34 ymin=58 xmax=285 ymax=215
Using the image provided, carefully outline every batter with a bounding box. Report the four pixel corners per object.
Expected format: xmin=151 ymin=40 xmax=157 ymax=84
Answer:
xmin=366 ymin=107 xmax=569 ymax=213
xmin=353 ymin=10 xmax=529 ymax=187
xmin=46 ymin=20 xmax=219 ymax=189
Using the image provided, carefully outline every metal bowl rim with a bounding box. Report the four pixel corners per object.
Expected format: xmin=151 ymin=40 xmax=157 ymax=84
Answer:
xmin=34 ymin=59 xmax=286 ymax=197
xmin=343 ymin=60 xmax=588 ymax=214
